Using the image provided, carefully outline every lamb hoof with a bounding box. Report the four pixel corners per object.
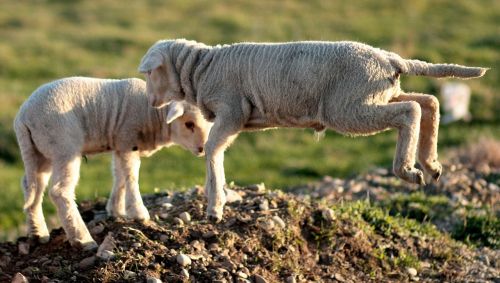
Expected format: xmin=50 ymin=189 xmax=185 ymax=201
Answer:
xmin=421 ymin=160 xmax=442 ymax=181
xmin=206 ymin=207 xmax=223 ymax=223
xmin=126 ymin=206 xmax=151 ymax=222
xmin=432 ymin=170 xmax=442 ymax=182
xmin=70 ymin=239 xmax=98 ymax=251
xmin=30 ymin=234 xmax=50 ymax=244
xmin=207 ymin=215 xmax=222 ymax=223
xmin=415 ymin=171 xmax=426 ymax=186
xmin=81 ymin=241 xmax=99 ymax=251
xmin=394 ymin=167 xmax=425 ymax=186
xmin=38 ymin=235 xmax=50 ymax=244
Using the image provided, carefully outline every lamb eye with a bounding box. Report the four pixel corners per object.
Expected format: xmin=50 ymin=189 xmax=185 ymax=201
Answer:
xmin=185 ymin=121 xmax=195 ymax=130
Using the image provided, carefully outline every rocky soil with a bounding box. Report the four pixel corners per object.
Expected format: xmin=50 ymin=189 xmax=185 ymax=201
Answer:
xmin=0 ymin=139 xmax=499 ymax=282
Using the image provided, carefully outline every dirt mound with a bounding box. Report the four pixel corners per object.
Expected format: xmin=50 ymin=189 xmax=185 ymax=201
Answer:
xmin=1 ymin=177 xmax=498 ymax=282
xmin=1 ymin=140 xmax=499 ymax=282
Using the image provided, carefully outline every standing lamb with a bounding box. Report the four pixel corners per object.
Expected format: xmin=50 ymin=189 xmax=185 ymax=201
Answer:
xmin=138 ymin=39 xmax=488 ymax=221
xmin=14 ymin=77 xmax=212 ymax=250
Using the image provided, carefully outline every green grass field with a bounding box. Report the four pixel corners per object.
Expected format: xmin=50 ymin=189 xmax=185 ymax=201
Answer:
xmin=0 ymin=0 xmax=498 ymax=235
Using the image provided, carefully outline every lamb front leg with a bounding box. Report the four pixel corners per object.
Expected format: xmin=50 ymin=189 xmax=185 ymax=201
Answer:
xmin=106 ymin=152 xmax=127 ymax=218
xmin=204 ymin=112 xmax=244 ymax=222
xmin=116 ymin=151 xmax=150 ymax=222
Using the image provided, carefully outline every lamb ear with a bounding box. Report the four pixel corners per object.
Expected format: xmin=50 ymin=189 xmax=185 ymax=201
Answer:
xmin=166 ymin=101 xmax=184 ymax=124
xmin=138 ymin=51 xmax=163 ymax=73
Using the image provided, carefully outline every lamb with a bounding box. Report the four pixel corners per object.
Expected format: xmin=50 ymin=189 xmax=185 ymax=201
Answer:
xmin=14 ymin=77 xmax=212 ymax=250
xmin=138 ymin=39 xmax=488 ymax=221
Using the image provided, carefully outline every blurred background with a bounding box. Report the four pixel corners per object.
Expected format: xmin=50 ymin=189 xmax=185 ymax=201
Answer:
xmin=0 ymin=0 xmax=498 ymax=238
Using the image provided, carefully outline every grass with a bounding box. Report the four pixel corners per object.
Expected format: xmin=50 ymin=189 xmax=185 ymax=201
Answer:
xmin=0 ymin=0 xmax=499 ymax=235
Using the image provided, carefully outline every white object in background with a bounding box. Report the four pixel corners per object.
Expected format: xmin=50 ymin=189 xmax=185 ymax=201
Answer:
xmin=441 ymin=82 xmax=471 ymax=124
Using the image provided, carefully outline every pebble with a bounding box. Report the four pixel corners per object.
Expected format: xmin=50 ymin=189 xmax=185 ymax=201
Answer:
xmin=123 ymin=270 xmax=136 ymax=279
xmin=97 ymin=250 xmax=115 ymax=260
xmin=18 ymin=242 xmax=29 ymax=255
xmin=173 ymin=217 xmax=184 ymax=226
xmin=90 ymin=224 xmax=105 ymax=235
xmin=225 ymin=188 xmax=243 ymax=203
xmin=406 ymin=267 xmax=418 ymax=277
xmin=202 ymin=231 xmax=217 ymax=239
xmin=236 ymin=271 xmax=248 ymax=279
xmin=321 ymin=208 xmax=336 ymax=222
xmin=78 ymin=256 xmax=96 ymax=270
xmin=272 ymin=216 xmax=286 ymax=229
xmin=159 ymin=213 xmax=169 ymax=220
xmin=156 ymin=196 xmax=172 ymax=205
xmin=177 ymin=253 xmax=192 ymax=266
xmin=181 ymin=268 xmax=190 ymax=277
xmin=179 ymin=212 xmax=191 ymax=223
xmin=254 ymin=274 xmax=268 ymax=283
xmin=248 ymin=183 xmax=266 ymax=193
xmin=334 ymin=273 xmax=346 ymax=282
xmin=146 ymin=276 xmax=162 ymax=283
xmin=96 ymin=233 xmax=115 ymax=260
xmin=259 ymin=219 xmax=275 ymax=230
xmin=161 ymin=203 xmax=173 ymax=210
xmin=286 ymin=275 xmax=296 ymax=283
xmin=208 ymin=243 xmax=220 ymax=251
xmin=132 ymin=242 xmax=142 ymax=248
xmin=258 ymin=199 xmax=269 ymax=211
xmin=11 ymin=273 xmax=28 ymax=283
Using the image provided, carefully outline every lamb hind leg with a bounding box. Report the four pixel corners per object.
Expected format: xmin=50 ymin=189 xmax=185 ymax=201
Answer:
xmin=391 ymin=93 xmax=442 ymax=180
xmin=23 ymin=156 xmax=52 ymax=243
xmin=329 ymin=101 xmax=424 ymax=185
xmin=49 ymin=155 xmax=97 ymax=250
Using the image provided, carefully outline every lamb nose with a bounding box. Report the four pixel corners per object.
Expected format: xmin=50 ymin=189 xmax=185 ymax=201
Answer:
xmin=198 ymin=147 xmax=204 ymax=153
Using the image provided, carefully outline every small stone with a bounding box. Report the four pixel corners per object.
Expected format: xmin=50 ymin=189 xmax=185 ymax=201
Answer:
xmin=159 ymin=234 xmax=169 ymax=243
xmin=159 ymin=213 xmax=169 ymax=220
xmin=78 ymin=256 xmax=96 ymax=270
xmin=254 ymin=274 xmax=268 ymax=283
xmin=179 ymin=212 xmax=191 ymax=223
xmin=190 ymin=185 xmax=205 ymax=196
xmin=156 ymin=196 xmax=172 ymax=205
xmin=225 ymin=188 xmax=243 ymax=203
xmin=173 ymin=217 xmax=184 ymax=226
xmin=272 ymin=216 xmax=286 ymax=229
xmin=236 ymin=271 xmax=248 ymax=279
xmin=202 ymin=231 xmax=217 ymax=239
xmin=208 ymin=243 xmax=219 ymax=251
xmin=161 ymin=203 xmax=173 ymax=210
xmin=286 ymin=275 xmax=296 ymax=283
xmin=11 ymin=273 xmax=28 ymax=283
xmin=96 ymin=233 xmax=115 ymax=259
xmin=334 ymin=273 xmax=346 ymax=282
xmin=132 ymin=242 xmax=142 ymax=248
xmin=248 ymin=183 xmax=266 ymax=193
xmin=123 ymin=270 xmax=136 ymax=279
xmin=90 ymin=224 xmax=105 ymax=235
xmin=406 ymin=267 xmax=418 ymax=277
xmin=180 ymin=268 xmax=189 ymax=277
xmin=146 ymin=276 xmax=162 ymax=283
xmin=259 ymin=219 xmax=275 ymax=230
xmin=97 ymin=250 xmax=115 ymax=260
xmin=18 ymin=242 xmax=29 ymax=255
xmin=258 ymin=199 xmax=269 ymax=211
xmin=177 ymin=254 xmax=192 ymax=266
xmin=93 ymin=211 xmax=108 ymax=222
xmin=321 ymin=208 xmax=336 ymax=222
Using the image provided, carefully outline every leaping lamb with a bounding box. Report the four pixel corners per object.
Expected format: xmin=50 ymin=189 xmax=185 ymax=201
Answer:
xmin=14 ymin=77 xmax=212 ymax=250
xmin=138 ymin=39 xmax=488 ymax=221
